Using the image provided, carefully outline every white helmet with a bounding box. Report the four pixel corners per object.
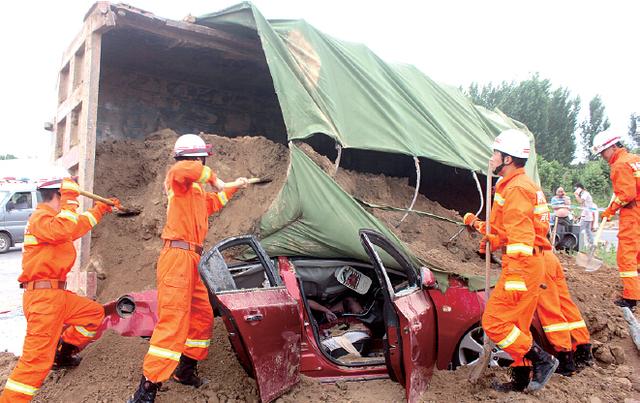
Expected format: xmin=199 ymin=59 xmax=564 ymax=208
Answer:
xmin=492 ymin=129 xmax=531 ymax=159
xmin=173 ymin=134 xmax=212 ymax=157
xmin=37 ymin=167 xmax=71 ymax=189
xmin=591 ymin=129 xmax=621 ymax=154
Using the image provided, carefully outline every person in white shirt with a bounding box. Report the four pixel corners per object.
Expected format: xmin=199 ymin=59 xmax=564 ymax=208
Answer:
xmin=574 ymin=183 xmax=596 ymax=248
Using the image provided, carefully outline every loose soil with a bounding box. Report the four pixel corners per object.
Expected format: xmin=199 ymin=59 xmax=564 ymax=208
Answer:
xmin=1 ymin=131 xmax=639 ymax=402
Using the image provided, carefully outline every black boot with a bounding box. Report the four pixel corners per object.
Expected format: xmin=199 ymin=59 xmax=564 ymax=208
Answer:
xmin=127 ymin=376 xmax=160 ymax=403
xmin=574 ymin=343 xmax=594 ymax=370
xmin=555 ymin=351 xmax=576 ymax=376
xmin=53 ymin=341 xmax=81 ymax=369
xmin=492 ymin=366 xmax=531 ymax=392
xmin=614 ymin=298 xmax=637 ymax=310
xmin=172 ymin=355 xmax=207 ymax=388
xmin=524 ymin=343 xmax=559 ymax=392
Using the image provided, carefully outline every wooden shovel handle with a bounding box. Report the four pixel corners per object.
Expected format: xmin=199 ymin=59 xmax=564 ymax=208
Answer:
xmin=78 ymin=189 xmax=115 ymax=206
xmin=223 ymin=177 xmax=268 ymax=189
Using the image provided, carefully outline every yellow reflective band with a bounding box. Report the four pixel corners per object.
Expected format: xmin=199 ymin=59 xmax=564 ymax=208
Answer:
xmin=567 ymin=320 xmax=586 ymax=330
xmin=543 ymin=322 xmax=570 ymax=333
xmin=533 ymin=204 xmax=549 ymax=214
xmin=4 ymin=379 xmax=38 ymax=396
xmin=506 ymin=243 xmax=533 ymax=256
xmin=197 ymin=166 xmax=212 ymax=183
xmin=23 ymin=234 xmax=38 ymax=246
xmin=185 ymin=338 xmax=211 ymax=348
xmin=81 ymin=211 xmax=98 ymax=227
xmin=191 ymin=182 xmax=204 ymax=193
xmin=57 ymin=210 xmax=78 ymax=223
xmin=75 ymin=325 xmax=96 ymax=338
xmin=494 ymin=193 xmax=505 ymax=206
xmin=504 ymin=281 xmax=528 ymax=291
xmin=66 ymin=200 xmax=80 ymax=206
xmin=217 ymin=192 xmax=229 ymax=206
xmin=497 ymin=326 xmax=521 ymax=349
xmin=148 ymin=345 xmax=181 ymax=361
xmin=620 ymin=271 xmax=638 ymax=278
xmin=167 ymin=189 xmax=175 ymax=202
xmin=634 ymin=171 xmax=640 ymax=178
xmin=614 ymin=196 xmax=629 ymax=206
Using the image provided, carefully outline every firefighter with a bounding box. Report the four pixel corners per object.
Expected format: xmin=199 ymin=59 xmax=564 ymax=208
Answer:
xmin=463 ymin=129 xmax=558 ymax=392
xmin=127 ymin=134 xmax=248 ymax=403
xmin=0 ymin=176 xmax=115 ymax=402
xmin=592 ymin=129 xmax=640 ymax=309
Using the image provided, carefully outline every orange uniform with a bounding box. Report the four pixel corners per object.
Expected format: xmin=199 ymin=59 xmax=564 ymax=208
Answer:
xmin=542 ymin=251 xmax=590 ymax=348
xmin=143 ymin=161 xmax=238 ymax=383
xmin=481 ymin=168 xmax=551 ymax=366
xmin=0 ymin=190 xmax=110 ymax=402
xmin=606 ymin=148 xmax=640 ymax=300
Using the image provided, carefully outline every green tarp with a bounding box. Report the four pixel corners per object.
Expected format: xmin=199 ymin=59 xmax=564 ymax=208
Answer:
xmin=258 ymin=144 xmax=488 ymax=291
xmin=197 ymin=3 xmax=539 ymax=181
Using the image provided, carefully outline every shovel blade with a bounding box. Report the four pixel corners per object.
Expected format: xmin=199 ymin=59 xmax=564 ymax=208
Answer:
xmin=575 ymin=251 xmax=603 ymax=272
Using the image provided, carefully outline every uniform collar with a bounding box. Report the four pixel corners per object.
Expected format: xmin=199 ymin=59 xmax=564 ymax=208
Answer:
xmin=608 ymin=148 xmax=626 ymax=164
xmin=496 ymin=167 xmax=526 ymax=192
xmin=37 ymin=203 xmax=57 ymax=214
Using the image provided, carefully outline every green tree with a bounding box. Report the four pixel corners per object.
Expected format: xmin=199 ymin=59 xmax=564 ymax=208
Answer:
xmin=579 ymin=95 xmax=610 ymax=156
xmin=468 ymin=74 xmax=580 ymax=164
xmin=629 ymin=113 xmax=640 ymax=147
xmin=0 ymin=154 xmax=17 ymax=160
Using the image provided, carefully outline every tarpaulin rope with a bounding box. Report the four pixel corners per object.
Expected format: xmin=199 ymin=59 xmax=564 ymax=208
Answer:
xmin=355 ymin=197 xmax=462 ymax=225
xmin=398 ymin=157 xmax=421 ymax=225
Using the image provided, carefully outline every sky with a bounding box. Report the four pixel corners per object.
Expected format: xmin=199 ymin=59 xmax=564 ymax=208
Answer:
xmin=0 ymin=0 xmax=637 ymax=168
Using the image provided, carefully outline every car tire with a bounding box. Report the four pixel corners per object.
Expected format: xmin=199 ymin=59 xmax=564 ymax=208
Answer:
xmin=0 ymin=233 xmax=11 ymax=254
xmin=452 ymin=325 xmax=513 ymax=369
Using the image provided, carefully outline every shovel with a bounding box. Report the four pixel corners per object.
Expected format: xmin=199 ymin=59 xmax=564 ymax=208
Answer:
xmin=223 ymin=177 xmax=272 ymax=189
xmin=550 ymin=216 xmax=559 ymax=252
xmin=79 ymin=190 xmax=141 ymax=216
xmin=575 ymin=216 xmax=607 ymax=272
xmin=469 ymin=161 xmax=494 ymax=384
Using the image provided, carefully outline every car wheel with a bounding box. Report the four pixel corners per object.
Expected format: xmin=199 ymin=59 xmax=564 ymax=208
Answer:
xmin=453 ymin=326 xmax=513 ymax=369
xmin=0 ymin=233 xmax=10 ymax=254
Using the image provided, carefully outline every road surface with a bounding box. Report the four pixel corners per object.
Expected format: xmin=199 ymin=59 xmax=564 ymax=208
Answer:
xmin=0 ymin=246 xmax=25 ymax=355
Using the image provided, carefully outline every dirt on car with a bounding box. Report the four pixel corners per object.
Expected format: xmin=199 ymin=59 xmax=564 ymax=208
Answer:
xmin=1 ymin=130 xmax=638 ymax=402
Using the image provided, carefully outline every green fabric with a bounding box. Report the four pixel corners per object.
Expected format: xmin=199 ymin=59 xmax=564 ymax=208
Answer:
xmin=257 ymin=144 xmax=493 ymax=291
xmin=197 ymin=3 xmax=540 ymax=179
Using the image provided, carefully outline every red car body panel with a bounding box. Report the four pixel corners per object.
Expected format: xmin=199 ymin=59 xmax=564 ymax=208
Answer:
xmin=427 ymin=278 xmax=485 ymax=370
xmin=97 ymin=290 xmax=158 ymax=339
xmin=392 ymin=289 xmax=437 ymax=402
xmin=215 ymin=288 xmax=302 ymax=403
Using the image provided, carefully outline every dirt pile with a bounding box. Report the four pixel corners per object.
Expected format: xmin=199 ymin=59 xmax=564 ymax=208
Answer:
xmin=90 ymin=129 xmax=289 ymax=301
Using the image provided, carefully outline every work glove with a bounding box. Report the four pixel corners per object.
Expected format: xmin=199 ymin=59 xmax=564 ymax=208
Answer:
xmin=463 ymin=212 xmax=478 ymax=227
xmin=94 ymin=201 xmax=112 ymax=215
xmin=481 ymin=233 xmax=501 ymax=252
xmin=601 ymin=206 xmax=616 ymax=220
xmin=60 ymin=178 xmax=80 ymax=198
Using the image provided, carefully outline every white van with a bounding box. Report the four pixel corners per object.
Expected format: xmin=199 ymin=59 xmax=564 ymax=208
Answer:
xmin=0 ymin=183 xmax=39 ymax=253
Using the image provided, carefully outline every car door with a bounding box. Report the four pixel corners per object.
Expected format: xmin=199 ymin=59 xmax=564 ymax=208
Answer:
xmin=359 ymin=229 xmax=437 ymax=403
xmin=199 ymin=235 xmax=302 ymax=403
xmin=5 ymin=191 xmax=34 ymax=243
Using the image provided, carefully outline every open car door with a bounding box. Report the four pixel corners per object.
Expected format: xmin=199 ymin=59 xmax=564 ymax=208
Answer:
xmin=199 ymin=235 xmax=301 ymax=403
xmin=359 ymin=229 xmax=437 ymax=403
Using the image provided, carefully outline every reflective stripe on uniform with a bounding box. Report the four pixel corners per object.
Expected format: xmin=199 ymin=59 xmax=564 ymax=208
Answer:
xmin=167 ymin=189 xmax=175 ymax=202
xmin=191 ymin=182 xmax=204 ymax=193
xmin=494 ymin=193 xmax=505 ymax=206
xmin=496 ymin=325 xmax=521 ymax=349
xmin=57 ymin=210 xmax=79 ymax=223
xmin=567 ymin=320 xmax=587 ymax=330
xmin=185 ymin=338 xmax=211 ymax=348
xmin=66 ymin=200 xmax=80 ymax=206
xmin=634 ymin=171 xmax=640 ymax=178
xmin=217 ymin=192 xmax=229 ymax=206
xmin=198 ymin=166 xmax=212 ymax=183
xmin=504 ymin=280 xmax=528 ymax=291
xmin=533 ymin=204 xmax=549 ymax=214
xmin=614 ymin=195 xmax=629 ymax=206
xmin=620 ymin=271 xmax=638 ymax=278
xmin=23 ymin=234 xmax=39 ymax=246
xmin=148 ymin=345 xmax=181 ymax=361
xmin=81 ymin=211 xmax=98 ymax=227
xmin=75 ymin=325 xmax=96 ymax=338
xmin=543 ymin=322 xmax=570 ymax=333
xmin=506 ymin=243 xmax=533 ymax=256
xmin=4 ymin=379 xmax=38 ymax=396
